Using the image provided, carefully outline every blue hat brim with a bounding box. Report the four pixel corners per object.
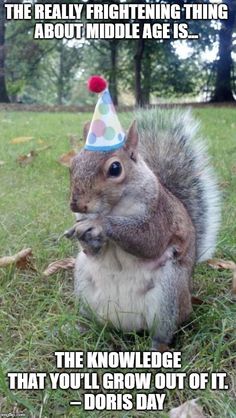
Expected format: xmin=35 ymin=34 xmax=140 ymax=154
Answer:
xmin=84 ymin=138 xmax=125 ymax=152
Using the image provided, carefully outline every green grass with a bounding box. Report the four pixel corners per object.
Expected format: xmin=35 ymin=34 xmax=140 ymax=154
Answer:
xmin=0 ymin=108 xmax=236 ymax=417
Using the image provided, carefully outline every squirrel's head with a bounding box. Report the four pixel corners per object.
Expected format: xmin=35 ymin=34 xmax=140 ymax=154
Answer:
xmin=70 ymin=120 xmax=156 ymax=215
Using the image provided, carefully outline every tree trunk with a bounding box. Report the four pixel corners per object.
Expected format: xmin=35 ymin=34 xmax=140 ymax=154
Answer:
xmin=142 ymin=46 xmax=151 ymax=106
xmin=0 ymin=0 xmax=10 ymax=102
xmin=134 ymin=36 xmax=145 ymax=107
xmin=212 ymin=0 xmax=236 ymax=102
xmin=109 ymin=40 xmax=118 ymax=106
xmin=57 ymin=43 xmax=64 ymax=105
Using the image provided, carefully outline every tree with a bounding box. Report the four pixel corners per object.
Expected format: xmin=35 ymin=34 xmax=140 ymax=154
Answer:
xmin=134 ymin=26 xmax=145 ymax=106
xmin=108 ymin=39 xmax=119 ymax=105
xmin=212 ymin=0 xmax=236 ymax=102
xmin=130 ymin=0 xmax=204 ymax=106
xmin=2 ymin=0 xmax=84 ymax=104
xmin=0 ymin=0 xmax=10 ymax=102
xmin=52 ymin=41 xmax=82 ymax=105
xmin=80 ymin=38 xmax=121 ymax=105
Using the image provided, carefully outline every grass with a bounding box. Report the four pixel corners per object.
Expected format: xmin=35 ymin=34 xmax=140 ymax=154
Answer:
xmin=0 ymin=108 xmax=236 ymax=417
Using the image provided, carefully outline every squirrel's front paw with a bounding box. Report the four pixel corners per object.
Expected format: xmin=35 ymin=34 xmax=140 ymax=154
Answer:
xmin=80 ymin=228 xmax=106 ymax=255
xmin=75 ymin=219 xmax=107 ymax=255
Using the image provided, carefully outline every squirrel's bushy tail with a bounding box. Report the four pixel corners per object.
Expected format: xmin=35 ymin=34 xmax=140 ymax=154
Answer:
xmin=136 ymin=108 xmax=220 ymax=262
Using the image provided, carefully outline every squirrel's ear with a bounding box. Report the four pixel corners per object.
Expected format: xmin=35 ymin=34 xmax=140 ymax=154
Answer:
xmin=124 ymin=120 xmax=138 ymax=161
xmin=83 ymin=121 xmax=91 ymax=140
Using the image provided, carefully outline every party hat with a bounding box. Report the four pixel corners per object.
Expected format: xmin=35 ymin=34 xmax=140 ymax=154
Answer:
xmin=84 ymin=76 xmax=126 ymax=151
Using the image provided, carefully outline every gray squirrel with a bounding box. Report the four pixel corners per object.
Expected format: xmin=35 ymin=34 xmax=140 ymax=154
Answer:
xmin=69 ymin=108 xmax=220 ymax=350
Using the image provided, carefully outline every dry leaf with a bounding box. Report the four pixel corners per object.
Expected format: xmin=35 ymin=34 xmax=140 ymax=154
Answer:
xmin=58 ymin=150 xmax=77 ymax=167
xmin=0 ymin=248 xmax=35 ymax=271
xmin=36 ymin=145 xmax=51 ymax=152
xmin=16 ymin=150 xmax=37 ymax=166
xmin=219 ymin=180 xmax=230 ymax=188
xmin=208 ymin=258 xmax=236 ymax=299
xmin=169 ymin=399 xmax=206 ymax=418
xmin=43 ymin=257 xmax=75 ymax=277
xmin=68 ymin=134 xmax=82 ymax=149
xmin=191 ymin=296 xmax=204 ymax=305
xmin=11 ymin=136 xmax=33 ymax=144
xmin=207 ymin=258 xmax=236 ymax=271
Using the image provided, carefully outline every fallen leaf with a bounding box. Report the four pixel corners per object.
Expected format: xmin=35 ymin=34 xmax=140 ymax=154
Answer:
xmin=207 ymin=258 xmax=236 ymax=271
xmin=68 ymin=134 xmax=82 ymax=150
xmin=43 ymin=257 xmax=75 ymax=277
xmin=58 ymin=150 xmax=77 ymax=167
xmin=16 ymin=150 xmax=37 ymax=166
xmin=169 ymin=399 xmax=206 ymax=418
xmin=0 ymin=160 xmax=5 ymax=166
xmin=208 ymin=258 xmax=236 ymax=300
xmin=36 ymin=145 xmax=51 ymax=153
xmin=0 ymin=248 xmax=35 ymax=271
xmin=191 ymin=296 xmax=204 ymax=305
xmin=219 ymin=180 xmax=230 ymax=188
xmin=10 ymin=136 xmax=33 ymax=144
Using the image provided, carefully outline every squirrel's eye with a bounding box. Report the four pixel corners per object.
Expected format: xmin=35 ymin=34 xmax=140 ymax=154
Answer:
xmin=108 ymin=161 xmax=122 ymax=177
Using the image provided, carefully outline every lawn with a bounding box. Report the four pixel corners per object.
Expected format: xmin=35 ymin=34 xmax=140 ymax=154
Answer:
xmin=0 ymin=108 xmax=236 ymax=417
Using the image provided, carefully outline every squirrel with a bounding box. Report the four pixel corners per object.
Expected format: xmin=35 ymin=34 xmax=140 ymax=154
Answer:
xmin=69 ymin=108 xmax=220 ymax=350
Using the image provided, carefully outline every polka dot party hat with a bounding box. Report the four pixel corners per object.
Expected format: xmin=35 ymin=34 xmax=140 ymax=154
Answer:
xmin=85 ymin=75 xmax=126 ymax=151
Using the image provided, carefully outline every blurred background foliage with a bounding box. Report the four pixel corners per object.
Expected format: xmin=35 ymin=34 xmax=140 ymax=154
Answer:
xmin=0 ymin=0 xmax=235 ymax=106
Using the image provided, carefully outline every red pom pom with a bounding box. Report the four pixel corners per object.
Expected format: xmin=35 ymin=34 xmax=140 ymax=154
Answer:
xmin=87 ymin=75 xmax=107 ymax=93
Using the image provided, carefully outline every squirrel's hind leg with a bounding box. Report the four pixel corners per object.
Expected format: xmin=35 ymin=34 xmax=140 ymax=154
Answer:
xmin=146 ymin=261 xmax=193 ymax=351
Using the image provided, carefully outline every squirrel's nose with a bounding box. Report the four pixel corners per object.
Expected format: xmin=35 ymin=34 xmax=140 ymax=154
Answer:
xmin=70 ymin=200 xmax=79 ymax=212
xmin=70 ymin=200 xmax=88 ymax=213
xmin=79 ymin=204 xmax=88 ymax=213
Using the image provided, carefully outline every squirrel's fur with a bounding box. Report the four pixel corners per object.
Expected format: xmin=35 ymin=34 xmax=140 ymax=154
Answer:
xmin=70 ymin=108 xmax=220 ymax=349
xmin=136 ymin=108 xmax=220 ymax=261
